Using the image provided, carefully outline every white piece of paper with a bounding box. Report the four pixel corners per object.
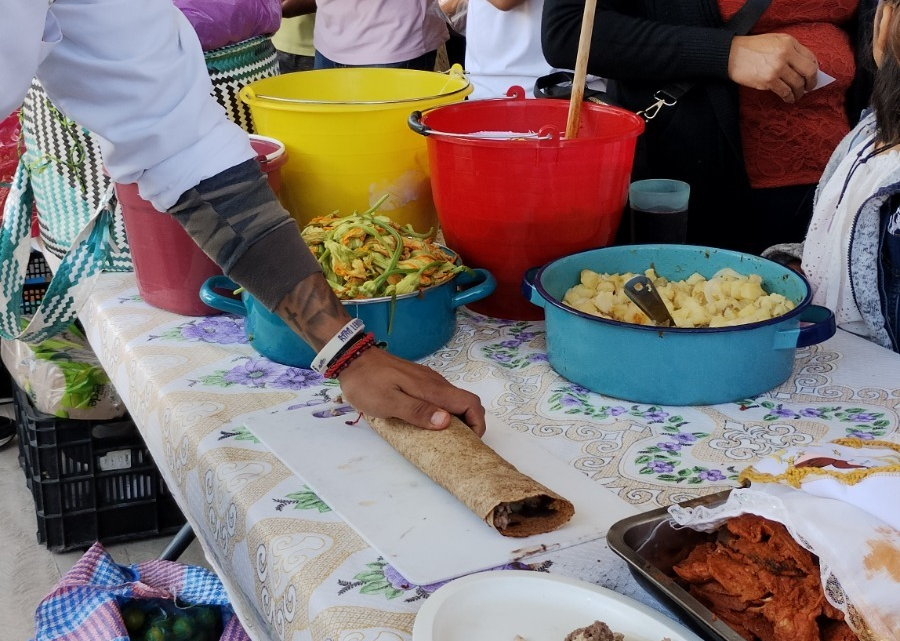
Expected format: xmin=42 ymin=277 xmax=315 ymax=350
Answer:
xmin=812 ymin=70 xmax=835 ymax=91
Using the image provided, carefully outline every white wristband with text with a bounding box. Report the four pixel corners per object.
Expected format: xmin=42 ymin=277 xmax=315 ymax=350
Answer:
xmin=310 ymin=318 xmax=366 ymax=374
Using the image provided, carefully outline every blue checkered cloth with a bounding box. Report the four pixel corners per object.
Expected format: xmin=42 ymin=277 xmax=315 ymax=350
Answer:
xmin=32 ymin=542 xmax=250 ymax=641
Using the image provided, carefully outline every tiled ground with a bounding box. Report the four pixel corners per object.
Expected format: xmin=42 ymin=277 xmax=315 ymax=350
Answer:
xmin=0 ymin=401 xmax=212 ymax=641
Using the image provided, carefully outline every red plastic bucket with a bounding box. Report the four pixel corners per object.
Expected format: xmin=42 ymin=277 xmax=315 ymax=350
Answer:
xmin=117 ymin=135 xmax=287 ymax=316
xmin=250 ymin=134 xmax=288 ymax=196
xmin=412 ymin=90 xmax=644 ymax=320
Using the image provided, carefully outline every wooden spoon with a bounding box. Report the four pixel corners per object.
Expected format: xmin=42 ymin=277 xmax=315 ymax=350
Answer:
xmin=564 ymin=0 xmax=599 ymax=139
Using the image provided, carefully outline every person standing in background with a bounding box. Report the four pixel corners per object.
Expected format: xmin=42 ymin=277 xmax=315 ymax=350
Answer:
xmin=466 ymin=0 xmax=605 ymax=100
xmin=542 ymin=0 xmax=866 ymax=256
xmin=764 ymin=0 xmax=900 ymax=353
xmin=466 ymin=0 xmax=554 ymax=99
xmin=274 ymin=1 xmax=316 ymax=73
xmin=437 ymin=0 xmax=468 ymax=66
xmin=311 ymin=0 xmax=448 ymax=70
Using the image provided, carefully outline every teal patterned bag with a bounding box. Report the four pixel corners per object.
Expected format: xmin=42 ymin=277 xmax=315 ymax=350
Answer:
xmin=0 ymin=36 xmax=278 ymax=343
xmin=0 ymin=165 xmax=116 ymax=343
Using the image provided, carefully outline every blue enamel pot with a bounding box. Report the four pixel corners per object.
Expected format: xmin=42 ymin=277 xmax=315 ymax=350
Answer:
xmin=200 ymin=267 xmax=495 ymax=368
xmin=523 ymin=244 xmax=836 ymax=406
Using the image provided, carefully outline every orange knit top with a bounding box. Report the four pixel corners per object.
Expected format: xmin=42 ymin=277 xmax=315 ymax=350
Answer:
xmin=717 ymin=0 xmax=859 ymax=189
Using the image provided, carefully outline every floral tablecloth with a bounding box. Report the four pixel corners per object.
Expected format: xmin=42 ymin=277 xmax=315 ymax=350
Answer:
xmin=79 ymin=272 xmax=900 ymax=641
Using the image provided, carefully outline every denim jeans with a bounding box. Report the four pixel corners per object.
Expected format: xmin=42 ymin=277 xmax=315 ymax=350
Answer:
xmin=276 ymin=51 xmax=315 ymax=74
xmin=313 ymin=50 xmax=437 ymax=71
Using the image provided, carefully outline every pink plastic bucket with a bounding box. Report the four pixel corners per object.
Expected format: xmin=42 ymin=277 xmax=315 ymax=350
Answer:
xmin=118 ymin=135 xmax=287 ymax=316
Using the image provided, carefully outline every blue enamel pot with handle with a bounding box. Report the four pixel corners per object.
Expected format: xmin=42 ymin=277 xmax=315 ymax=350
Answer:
xmin=200 ymin=267 xmax=495 ymax=368
xmin=523 ymin=244 xmax=836 ymax=406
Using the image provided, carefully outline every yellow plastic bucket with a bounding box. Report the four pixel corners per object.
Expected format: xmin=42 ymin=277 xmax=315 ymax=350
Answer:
xmin=239 ymin=65 xmax=472 ymax=234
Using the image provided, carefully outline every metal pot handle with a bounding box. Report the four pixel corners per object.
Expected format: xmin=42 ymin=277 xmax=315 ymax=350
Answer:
xmin=773 ymin=304 xmax=836 ymax=350
xmin=521 ymin=267 xmax=546 ymax=309
xmin=199 ymin=276 xmax=247 ymax=317
xmin=451 ymin=269 xmax=496 ymax=309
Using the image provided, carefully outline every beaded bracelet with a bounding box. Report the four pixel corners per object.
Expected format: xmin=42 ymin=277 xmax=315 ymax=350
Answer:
xmin=310 ymin=318 xmax=365 ymax=375
xmin=324 ymin=332 xmax=377 ymax=379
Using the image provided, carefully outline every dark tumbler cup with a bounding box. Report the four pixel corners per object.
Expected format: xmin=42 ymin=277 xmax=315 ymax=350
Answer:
xmin=628 ymin=179 xmax=690 ymax=244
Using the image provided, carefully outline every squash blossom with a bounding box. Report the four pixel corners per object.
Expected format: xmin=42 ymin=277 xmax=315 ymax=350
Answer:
xmin=300 ymin=197 xmax=472 ymax=300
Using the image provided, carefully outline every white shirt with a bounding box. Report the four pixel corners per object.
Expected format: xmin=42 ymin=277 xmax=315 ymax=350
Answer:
xmin=0 ymin=0 xmax=254 ymax=211
xmin=464 ymin=0 xmax=605 ymax=101
xmin=314 ymin=0 xmax=449 ymax=66
xmin=465 ymin=0 xmax=553 ymax=100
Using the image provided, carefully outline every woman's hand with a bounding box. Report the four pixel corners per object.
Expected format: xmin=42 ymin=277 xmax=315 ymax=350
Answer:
xmin=727 ymin=33 xmax=818 ymax=104
xmin=336 ymin=346 xmax=487 ymax=437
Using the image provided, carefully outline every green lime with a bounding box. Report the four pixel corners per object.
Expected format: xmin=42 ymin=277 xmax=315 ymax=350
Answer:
xmin=192 ymin=606 xmax=218 ymax=631
xmin=121 ymin=606 xmax=146 ymax=634
xmin=171 ymin=615 xmax=195 ymax=641
xmin=143 ymin=624 xmax=166 ymax=641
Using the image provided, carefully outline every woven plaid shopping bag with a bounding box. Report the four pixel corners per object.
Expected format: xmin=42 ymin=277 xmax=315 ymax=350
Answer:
xmin=31 ymin=542 xmax=250 ymax=641
xmin=1 ymin=36 xmax=278 ymax=343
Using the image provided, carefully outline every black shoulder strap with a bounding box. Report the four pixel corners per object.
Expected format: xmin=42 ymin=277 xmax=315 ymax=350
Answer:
xmin=652 ymin=0 xmax=775 ymax=111
xmin=726 ymin=0 xmax=776 ymax=36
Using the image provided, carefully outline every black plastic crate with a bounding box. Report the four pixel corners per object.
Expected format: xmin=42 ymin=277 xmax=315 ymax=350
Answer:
xmin=14 ymin=385 xmax=186 ymax=552
xmin=25 ymin=250 xmax=53 ymax=283
xmin=21 ymin=283 xmax=49 ymax=316
xmin=0 ymin=357 xmax=11 ymax=401
xmin=21 ymin=251 xmax=51 ymax=316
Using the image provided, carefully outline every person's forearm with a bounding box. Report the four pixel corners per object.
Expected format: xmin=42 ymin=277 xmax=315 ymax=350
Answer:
xmin=274 ymin=273 xmax=353 ymax=351
xmin=541 ymin=0 xmax=734 ymax=82
xmin=168 ymin=159 xmax=324 ymax=314
xmin=281 ymin=0 xmax=316 ymax=18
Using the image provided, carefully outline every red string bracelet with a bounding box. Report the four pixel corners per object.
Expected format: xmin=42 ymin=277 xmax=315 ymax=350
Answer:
xmin=324 ymin=332 xmax=377 ymax=379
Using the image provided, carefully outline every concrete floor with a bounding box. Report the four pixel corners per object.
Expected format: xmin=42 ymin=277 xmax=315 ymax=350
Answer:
xmin=0 ymin=400 xmax=212 ymax=641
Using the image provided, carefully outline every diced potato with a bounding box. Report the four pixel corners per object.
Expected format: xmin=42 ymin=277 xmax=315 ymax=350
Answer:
xmin=580 ymin=269 xmax=601 ymax=289
xmin=561 ymin=265 xmax=795 ymax=328
xmin=570 ymin=299 xmax=599 ymax=315
xmin=592 ymin=291 xmax=616 ymax=314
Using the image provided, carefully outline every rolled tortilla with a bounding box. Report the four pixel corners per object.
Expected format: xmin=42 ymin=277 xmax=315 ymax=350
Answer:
xmin=367 ymin=415 xmax=575 ymax=537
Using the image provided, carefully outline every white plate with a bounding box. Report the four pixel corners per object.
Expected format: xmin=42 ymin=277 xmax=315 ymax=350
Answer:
xmin=412 ymin=570 xmax=704 ymax=641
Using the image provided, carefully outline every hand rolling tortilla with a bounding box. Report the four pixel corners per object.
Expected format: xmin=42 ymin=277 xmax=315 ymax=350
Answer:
xmin=367 ymin=415 xmax=575 ymax=537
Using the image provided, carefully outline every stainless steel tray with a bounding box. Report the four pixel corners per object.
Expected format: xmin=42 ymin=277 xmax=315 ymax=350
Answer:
xmin=606 ymin=490 xmax=745 ymax=641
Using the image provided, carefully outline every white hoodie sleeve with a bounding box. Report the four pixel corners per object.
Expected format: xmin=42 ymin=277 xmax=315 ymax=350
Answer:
xmin=2 ymin=0 xmax=254 ymax=211
xmin=0 ymin=1 xmax=58 ymax=118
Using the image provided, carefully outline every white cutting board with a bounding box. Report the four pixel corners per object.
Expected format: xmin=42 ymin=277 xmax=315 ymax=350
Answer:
xmin=245 ymin=408 xmax=638 ymax=585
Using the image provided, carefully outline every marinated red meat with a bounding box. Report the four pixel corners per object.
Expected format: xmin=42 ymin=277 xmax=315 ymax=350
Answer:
xmin=671 ymin=514 xmax=855 ymax=641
